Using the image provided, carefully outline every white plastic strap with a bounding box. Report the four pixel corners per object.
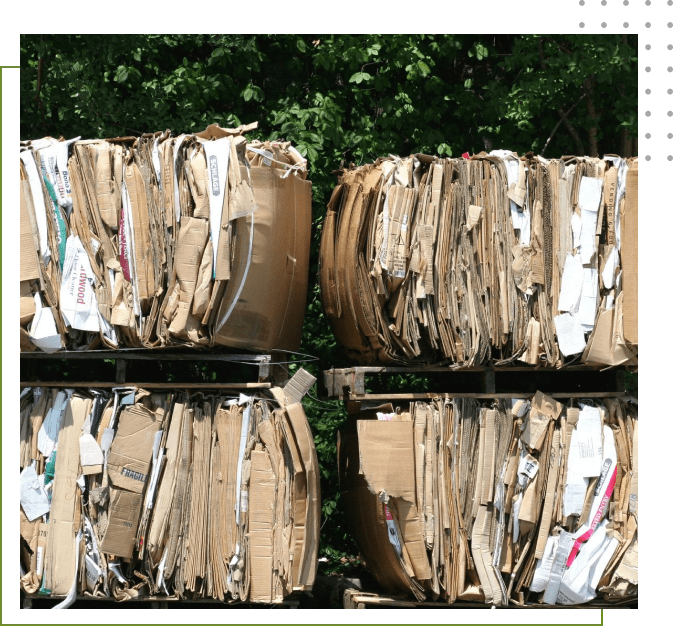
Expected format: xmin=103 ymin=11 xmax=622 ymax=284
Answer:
xmin=214 ymin=213 xmax=255 ymax=333
xmin=246 ymin=146 xmax=306 ymax=177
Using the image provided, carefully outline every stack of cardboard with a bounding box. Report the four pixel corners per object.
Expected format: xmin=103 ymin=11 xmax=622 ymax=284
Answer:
xmin=320 ymin=153 xmax=637 ymax=368
xmin=338 ymin=392 xmax=637 ymax=605
xmin=19 ymin=374 xmax=320 ymax=603
xmin=20 ymin=124 xmax=312 ymax=353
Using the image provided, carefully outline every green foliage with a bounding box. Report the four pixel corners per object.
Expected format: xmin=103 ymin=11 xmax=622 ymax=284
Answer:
xmin=20 ymin=34 xmax=638 ymax=574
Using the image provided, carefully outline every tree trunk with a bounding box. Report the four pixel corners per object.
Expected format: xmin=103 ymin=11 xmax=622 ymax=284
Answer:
xmin=557 ymin=107 xmax=585 ymax=156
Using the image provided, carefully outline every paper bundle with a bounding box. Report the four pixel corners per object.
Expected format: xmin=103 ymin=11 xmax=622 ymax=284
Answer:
xmin=19 ymin=124 xmax=312 ymax=353
xmin=338 ymin=392 xmax=637 ymax=605
xmin=19 ymin=375 xmax=320 ymax=603
xmin=320 ymin=153 xmax=637 ymax=368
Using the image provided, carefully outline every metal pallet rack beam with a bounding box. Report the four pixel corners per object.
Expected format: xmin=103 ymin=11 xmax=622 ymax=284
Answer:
xmin=21 ymin=350 xmax=288 ymax=385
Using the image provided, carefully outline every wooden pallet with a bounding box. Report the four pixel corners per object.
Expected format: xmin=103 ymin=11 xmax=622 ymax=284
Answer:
xmin=321 ymin=365 xmax=626 ymax=402
xmin=342 ymin=589 xmax=636 ymax=610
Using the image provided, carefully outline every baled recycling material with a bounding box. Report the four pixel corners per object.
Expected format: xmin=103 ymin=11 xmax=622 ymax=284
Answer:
xmin=338 ymin=393 xmax=638 ymax=606
xmin=19 ymin=373 xmax=320 ymax=603
xmin=320 ymin=153 xmax=638 ymax=367
xmin=19 ymin=124 xmax=312 ymax=353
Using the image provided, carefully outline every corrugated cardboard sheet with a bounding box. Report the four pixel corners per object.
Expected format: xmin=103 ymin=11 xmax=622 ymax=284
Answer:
xmin=320 ymin=153 xmax=637 ymax=368
xmin=19 ymin=384 xmax=319 ymax=603
xmin=19 ymin=126 xmax=311 ymax=353
xmin=339 ymin=394 xmax=638 ymax=606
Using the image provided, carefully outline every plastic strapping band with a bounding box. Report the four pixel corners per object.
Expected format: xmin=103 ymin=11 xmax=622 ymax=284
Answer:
xmin=246 ymin=146 xmax=306 ymax=177
xmin=214 ymin=212 xmax=254 ymax=333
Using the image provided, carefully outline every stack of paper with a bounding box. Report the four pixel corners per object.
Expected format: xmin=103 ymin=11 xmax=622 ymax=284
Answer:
xmin=19 ymin=123 xmax=312 ymax=353
xmin=339 ymin=392 xmax=637 ymax=605
xmin=320 ymin=153 xmax=637 ymax=368
xmin=19 ymin=373 xmax=320 ymax=603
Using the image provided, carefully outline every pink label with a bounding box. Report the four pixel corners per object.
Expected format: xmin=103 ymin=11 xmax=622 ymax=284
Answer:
xmin=566 ymin=466 xmax=617 ymax=567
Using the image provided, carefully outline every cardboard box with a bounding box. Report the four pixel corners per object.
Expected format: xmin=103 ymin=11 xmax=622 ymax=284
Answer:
xmin=213 ymin=166 xmax=312 ymax=352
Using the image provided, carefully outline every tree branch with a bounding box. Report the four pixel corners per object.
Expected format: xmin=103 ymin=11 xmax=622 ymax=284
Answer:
xmin=557 ymin=103 xmax=586 ymax=156
xmin=541 ymin=94 xmax=586 ymax=157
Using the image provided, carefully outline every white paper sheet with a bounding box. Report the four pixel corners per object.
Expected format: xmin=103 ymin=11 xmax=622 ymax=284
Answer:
xmin=558 ymin=253 xmax=584 ymax=313
xmin=554 ymin=312 xmax=586 ymax=357
xmin=557 ymin=521 xmax=619 ymax=604
xmin=575 ymin=425 xmax=617 ymax=535
xmin=152 ymin=137 xmax=162 ymax=190
xmin=578 ymin=266 xmax=599 ymax=331
xmin=530 ymin=534 xmax=559 ymax=593
xmin=571 ymin=406 xmax=603 ymax=478
xmin=571 ymin=212 xmax=582 ymax=250
xmin=543 ymin=530 xmax=575 ymax=605
xmin=20 ymin=466 xmax=51 ymax=521
xmin=80 ymin=434 xmax=104 ymax=468
xmin=28 ymin=294 xmax=63 ymax=353
xmin=601 ymin=246 xmax=619 ymax=290
xmin=578 ymin=177 xmax=603 ymax=264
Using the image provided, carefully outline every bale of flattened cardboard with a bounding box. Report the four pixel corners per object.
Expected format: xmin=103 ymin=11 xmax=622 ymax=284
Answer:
xmin=19 ymin=371 xmax=320 ymax=603
xmin=338 ymin=393 xmax=638 ymax=606
xmin=319 ymin=153 xmax=637 ymax=368
xmin=19 ymin=124 xmax=312 ymax=353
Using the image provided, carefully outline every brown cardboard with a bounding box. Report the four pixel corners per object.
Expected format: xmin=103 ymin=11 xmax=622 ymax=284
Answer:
xmin=146 ymin=401 xmax=185 ymax=565
xmin=337 ymin=421 xmax=416 ymax=596
xmin=357 ymin=420 xmax=415 ymax=501
xmin=101 ymin=488 xmax=143 ymax=558
xmin=319 ymin=154 xmax=635 ymax=369
xmin=622 ymin=160 xmax=638 ymax=345
xmin=340 ymin=395 xmax=637 ymax=605
xmin=20 ymin=180 xmax=42 ymax=282
xmin=285 ymin=402 xmax=320 ymax=587
xmin=248 ymin=448 xmax=276 ymax=603
xmin=43 ymin=395 xmax=89 ymax=595
xmin=107 ymin=403 xmax=163 ymax=493
xmin=213 ymin=166 xmax=312 ymax=352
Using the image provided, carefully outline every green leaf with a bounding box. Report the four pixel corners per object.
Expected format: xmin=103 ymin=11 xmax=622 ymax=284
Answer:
xmin=115 ymin=66 xmax=129 ymax=83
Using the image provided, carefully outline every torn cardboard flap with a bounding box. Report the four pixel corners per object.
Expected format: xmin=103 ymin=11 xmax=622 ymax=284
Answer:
xmin=357 ymin=420 xmax=415 ymax=502
xmin=520 ymin=391 xmax=562 ymax=451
